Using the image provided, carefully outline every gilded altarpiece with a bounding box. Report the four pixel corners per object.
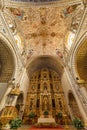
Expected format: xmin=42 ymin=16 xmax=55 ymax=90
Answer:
xmin=24 ymin=68 xmax=68 ymax=123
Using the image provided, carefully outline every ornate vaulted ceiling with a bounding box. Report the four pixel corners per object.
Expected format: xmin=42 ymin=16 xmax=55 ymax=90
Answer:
xmin=9 ymin=7 xmax=67 ymax=56
xmin=2 ymin=0 xmax=84 ymax=76
xmin=5 ymin=2 xmax=83 ymax=59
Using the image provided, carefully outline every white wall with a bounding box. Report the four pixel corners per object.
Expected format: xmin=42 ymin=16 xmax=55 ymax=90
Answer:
xmin=19 ymin=68 xmax=29 ymax=107
xmin=61 ymin=67 xmax=87 ymax=122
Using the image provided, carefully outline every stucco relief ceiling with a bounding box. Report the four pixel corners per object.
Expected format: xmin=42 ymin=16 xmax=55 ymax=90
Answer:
xmin=10 ymin=7 xmax=66 ymax=55
xmin=7 ymin=4 xmax=80 ymax=55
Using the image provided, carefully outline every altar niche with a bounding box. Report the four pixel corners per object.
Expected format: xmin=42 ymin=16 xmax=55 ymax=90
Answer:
xmin=42 ymin=95 xmax=49 ymax=111
xmin=23 ymin=68 xmax=70 ymax=124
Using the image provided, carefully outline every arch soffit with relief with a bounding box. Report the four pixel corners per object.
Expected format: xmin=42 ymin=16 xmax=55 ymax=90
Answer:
xmin=70 ymin=32 xmax=87 ymax=82
xmin=0 ymin=33 xmax=18 ymax=80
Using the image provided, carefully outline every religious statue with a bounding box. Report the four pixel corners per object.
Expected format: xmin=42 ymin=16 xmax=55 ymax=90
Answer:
xmin=29 ymin=99 xmax=34 ymax=110
xmin=32 ymin=85 xmax=35 ymax=90
xmin=59 ymin=100 xmax=62 ymax=108
xmin=56 ymin=85 xmax=59 ymax=90
xmin=44 ymin=83 xmax=47 ymax=90
xmin=42 ymin=96 xmax=49 ymax=111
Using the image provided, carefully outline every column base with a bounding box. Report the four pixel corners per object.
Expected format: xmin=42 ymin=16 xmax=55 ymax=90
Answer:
xmin=84 ymin=121 xmax=87 ymax=129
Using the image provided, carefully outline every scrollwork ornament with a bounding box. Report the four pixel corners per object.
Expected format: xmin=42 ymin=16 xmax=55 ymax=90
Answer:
xmin=0 ymin=0 xmax=4 ymax=10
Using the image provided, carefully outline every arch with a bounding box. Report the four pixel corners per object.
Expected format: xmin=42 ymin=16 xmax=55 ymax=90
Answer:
xmin=0 ymin=36 xmax=16 ymax=82
xmin=26 ymin=55 xmax=64 ymax=78
xmin=0 ymin=33 xmax=18 ymax=80
xmin=75 ymin=39 xmax=87 ymax=82
xmin=70 ymin=32 xmax=87 ymax=82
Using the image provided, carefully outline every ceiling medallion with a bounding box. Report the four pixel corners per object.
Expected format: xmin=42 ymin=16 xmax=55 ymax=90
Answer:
xmin=42 ymin=42 xmax=46 ymax=47
xmin=41 ymin=19 xmax=46 ymax=25
xmin=40 ymin=31 xmax=48 ymax=37
xmin=31 ymin=33 xmax=37 ymax=38
xmin=51 ymin=32 xmax=56 ymax=37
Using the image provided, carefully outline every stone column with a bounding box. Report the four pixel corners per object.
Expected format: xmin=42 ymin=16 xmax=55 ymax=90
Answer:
xmin=0 ymin=81 xmax=15 ymax=111
xmin=79 ymin=85 xmax=87 ymax=103
xmin=40 ymin=94 xmax=43 ymax=117
xmin=40 ymin=80 xmax=43 ymax=92
xmin=11 ymin=96 xmax=18 ymax=106
xmin=78 ymin=84 xmax=87 ymax=127
xmin=49 ymin=94 xmax=52 ymax=117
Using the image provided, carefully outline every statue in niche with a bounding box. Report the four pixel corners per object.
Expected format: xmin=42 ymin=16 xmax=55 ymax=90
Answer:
xmin=44 ymin=83 xmax=47 ymax=90
xmin=32 ymin=85 xmax=35 ymax=90
xmin=42 ymin=95 xmax=49 ymax=110
xmin=29 ymin=99 xmax=34 ymax=110
xmin=44 ymin=85 xmax=47 ymax=90
xmin=59 ymin=100 xmax=62 ymax=109
xmin=56 ymin=85 xmax=59 ymax=90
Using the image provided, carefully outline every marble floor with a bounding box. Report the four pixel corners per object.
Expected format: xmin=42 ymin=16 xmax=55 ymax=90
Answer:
xmin=18 ymin=125 xmax=77 ymax=130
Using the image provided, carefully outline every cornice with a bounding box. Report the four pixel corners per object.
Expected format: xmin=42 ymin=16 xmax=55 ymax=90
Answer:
xmin=3 ymin=0 xmax=82 ymax=8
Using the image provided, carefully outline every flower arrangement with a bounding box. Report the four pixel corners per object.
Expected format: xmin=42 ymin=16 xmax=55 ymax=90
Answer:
xmin=9 ymin=117 xmax=22 ymax=129
xmin=56 ymin=112 xmax=62 ymax=119
xmin=29 ymin=112 xmax=35 ymax=119
xmin=72 ymin=117 xmax=84 ymax=129
xmin=28 ymin=112 xmax=36 ymax=124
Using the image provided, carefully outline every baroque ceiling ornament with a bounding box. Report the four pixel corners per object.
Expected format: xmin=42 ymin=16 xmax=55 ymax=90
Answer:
xmin=5 ymin=2 xmax=83 ymax=58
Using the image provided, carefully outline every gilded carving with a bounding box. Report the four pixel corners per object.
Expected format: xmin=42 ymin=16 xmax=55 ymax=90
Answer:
xmin=23 ymin=68 xmax=69 ymax=123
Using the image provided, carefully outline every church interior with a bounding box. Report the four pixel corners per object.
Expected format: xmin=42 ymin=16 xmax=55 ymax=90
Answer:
xmin=0 ymin=0 xmax=87 ymax=129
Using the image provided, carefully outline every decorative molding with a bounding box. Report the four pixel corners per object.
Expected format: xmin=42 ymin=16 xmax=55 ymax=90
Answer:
xmin=4 ymin=0 xmax=82 ymax=8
